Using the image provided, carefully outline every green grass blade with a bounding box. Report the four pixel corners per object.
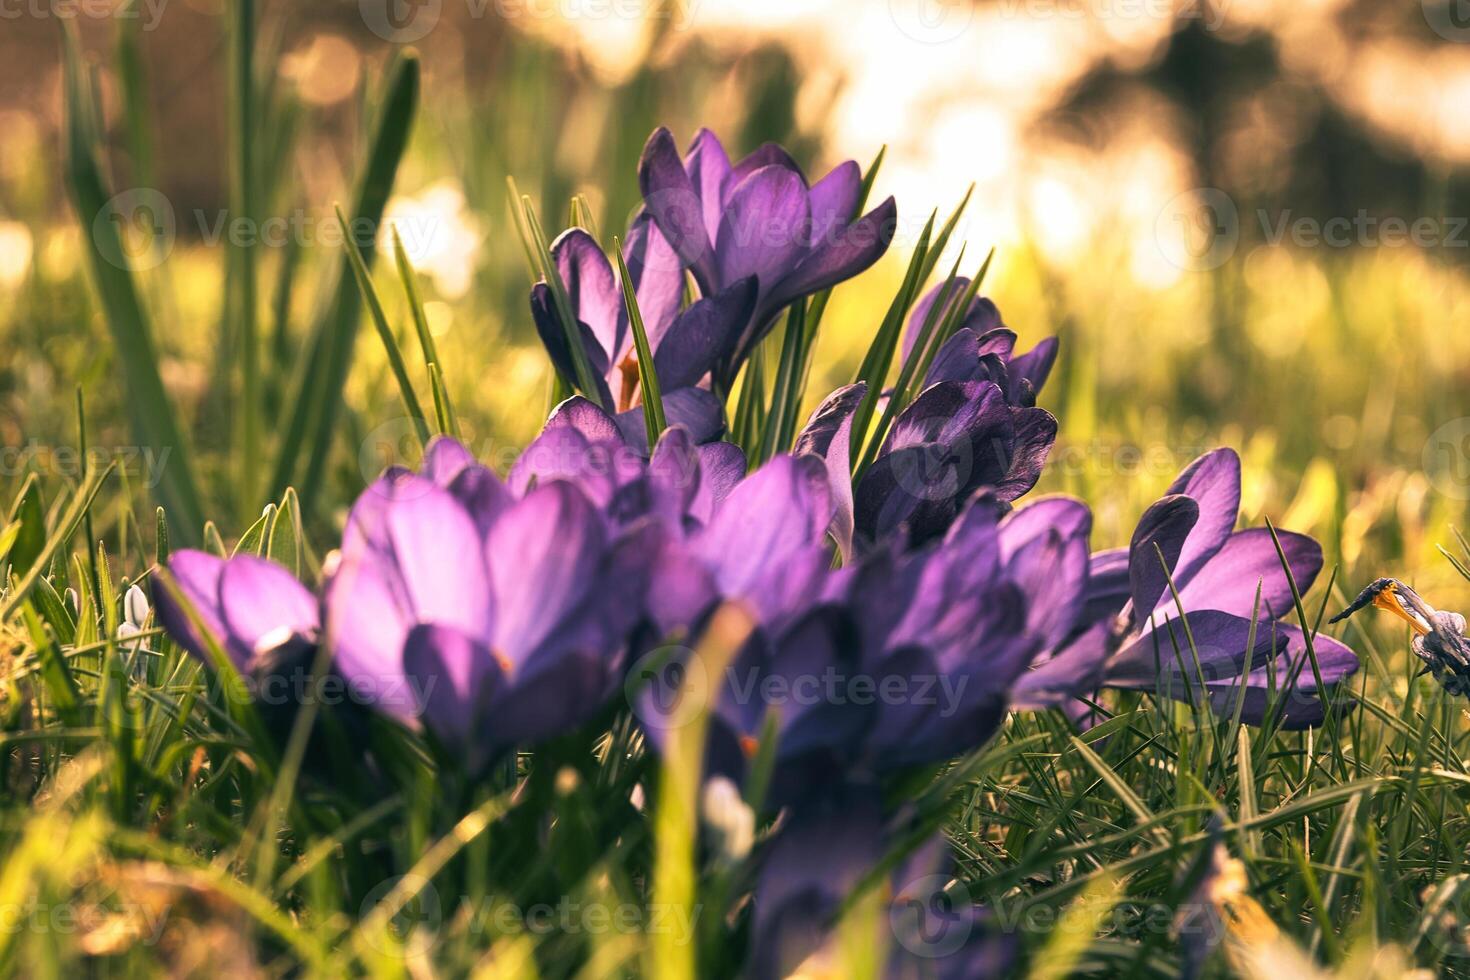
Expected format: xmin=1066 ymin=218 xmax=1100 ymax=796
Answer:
xmin=61 ymin=25 xmax=204 ymax=541
xmin=269 ymin=52 xmax=420 ymax=507
xmin=613 ymin=235 xmax=666 ymax=447
xmin=336 ymin=204 xmax=432 ymax=447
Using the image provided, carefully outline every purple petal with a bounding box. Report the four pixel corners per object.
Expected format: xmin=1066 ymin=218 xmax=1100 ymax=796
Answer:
xmin=993 ymin=407 xmax=1057 ymax=501
xmin=421 ymin=436 xmax=476 ymax=487
xmin=402 ymin=623 xmax=503 ymax=748
xmin=636 ymin=387 xmax=726 ymax=449
xmin=385 ymin=478 xmax=495 ymax=638
xmin=714 ymin=165 xmax=812 ymax=298
xmin=1011 ymin=621 xmax=1111 ymax=709
xmin=154 ymin=550 xmax=239 ymax=667
xmin=622 ymin=212 xmax=686 ymax=349
xmin=794 ymin=382 xmax=864 ymax=560
xmin=922 ymin=329 xmax=983 ymax=386
xmin=488 ymin=482 xmax=606 ymax=666
xmin=529 ymin=284 xmax=615 ymax=403
xmin=1011 ymin=336 xmax=1059 ymax=397
xmin=510 ymin=425 xmax=617 ymax=506
xmin=1108 ymin=609 xmax=1282 ymax=690
xmin=1207 ymin=630 xmax=1359 ymax=729
xmin=447 ymin=465 xmax=514 ymax=536
xmin=903 ymin=278 xmax=972 ymax=363
xmin=218 ymin=556 xmax=319 ymax=662
xmin=551 ymin=228 xmax=622 ymax=360
xmin=544 ymin=395 xmax=625 ymax=445
xmin=325 ymin=548 xmax=413 ymax=698
xmin=1167 ymin=449 xmax=1242 ymax=589
xmin=764 ymin=196 xmax=898 ymax=312
xmin=1128 ymin=494 xmax=1200 ymax=618
xmin=1177 ymin=528 xmax=1323 ymax=620
xmin=1000 ymin=497 xmax=1093 ymax=650
xmin=731 ymin=141 xmax=805 ymax=185
xmin=695 ymin=454 xmax=833 ymax=607
xmin=644 ymin=426 xmax=702 ymax=524
xmin=692 ymin=441 xmax=747 ymax=525
xmin=653 ymin=277 xmax=757 ymax=389
xmin=806 ymin=160 xmax=861 ymax=255
xmin=684 ymin=128 xmax=733 ymax=247
xmin=639 ymin=127 xmax=716 ymax=289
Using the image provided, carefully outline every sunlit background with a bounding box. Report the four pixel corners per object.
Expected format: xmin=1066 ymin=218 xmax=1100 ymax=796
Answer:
xmin=3 ymin=0 xmax=1470 ymax=602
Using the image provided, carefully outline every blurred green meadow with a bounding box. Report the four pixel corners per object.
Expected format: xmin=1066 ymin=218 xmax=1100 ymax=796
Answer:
xmin=5 ymin=1 xmax=1470 ymax=976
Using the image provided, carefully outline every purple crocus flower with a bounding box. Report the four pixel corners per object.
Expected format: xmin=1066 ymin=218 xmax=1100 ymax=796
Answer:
xmin=529 ymin=220 xmax=758 ymax=449
xmin=634 ymin=453 xmax=866 ymax=804
xmin=829 ymin=496 xmax=1042 ymax=770
xmin=638 ymin=127 xmax=899 ymax=390
xmin=154 ymin=551 xmax=319 ymax=678
xmin=902 ymin=279 xmax=1060 ymax=408
xmin=508 ymin=396 xmax=747 ymax=534
xmin=1008 ymin=449 xmax=1360 ymax=729
xmin=323 ymin=452 xmax=655 ymax=768
xmin=796 ymin=375 xmax=1057 ymax=555
xmin=749 ymin=788 xmax=1018 ymax=980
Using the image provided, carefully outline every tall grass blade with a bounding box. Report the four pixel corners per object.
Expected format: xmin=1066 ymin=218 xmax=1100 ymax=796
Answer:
xmin=61 ymin=25 xmax=204 ymax=540
xmin=613 ymin=236 xmax=667 ymax=447
xmin=270 ymin=52 xmax=420 ymax=507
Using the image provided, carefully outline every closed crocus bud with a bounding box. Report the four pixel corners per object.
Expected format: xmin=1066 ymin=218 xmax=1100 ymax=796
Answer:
xmin=701 ymin=776 xmax=754 ymax=865
xmin=124 ymin=583 xmax=150 ymax=628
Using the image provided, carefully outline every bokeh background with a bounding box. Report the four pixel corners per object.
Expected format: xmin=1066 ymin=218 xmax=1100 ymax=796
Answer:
xmin=3 ymin=0 xmax=1470 ymax=604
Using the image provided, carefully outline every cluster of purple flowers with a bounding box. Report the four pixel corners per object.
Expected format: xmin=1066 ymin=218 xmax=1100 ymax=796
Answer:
xmin=152 ymin=128 xmax=1359 ymax=976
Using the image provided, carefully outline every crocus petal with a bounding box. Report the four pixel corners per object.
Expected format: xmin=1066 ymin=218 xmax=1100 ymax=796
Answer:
xmin=529 ymin=283 xmax=615 ymax=404
xmin=153 ymin=550 xmax=237 ymax=667
xmin=616 ymin=387 xmax=726 ymax=453
xmin=731 ymin=141 xmax=805 ymax=185
xmin=684 ymin=128 xmax=733 ymax=245
xmin=696 ymin=454 xmax=832 ymax=605
xmin=1011 ymin=621 xmax=1111 ymax=709
xmin=1010 ymin=336 xmax=1059 ymax=397
xmin=639 ymin=127 xmax=716 ymax=288
xmin=1128 ymin=494 xmax=1200 ymax=619
xmin=764 ymin=196 xmax=898 ymax=312
xmin=1081 ymin=547 xmax=1130 ymax=628
xmin=385 ymin=479 xmax=495 ymax=638
xmin=1177 ymin=528 xmax=1323 ymax=620
xmin=1167 ymin=448 xmax=1242 ymax=590
xmin=993 ymin=406 xmax=1058 ymax=501
xmin=510 ymin=425 xmax=617 ymax=506
xmin=1000 ymin=497 xmax=1092 ymax=651
xmin=794 ymin=382 xmax=864 ymax=561
xmin=447 ymin=465 xmax=514 ymax=536
xmin=421 ymin=436 xmax=477 ymax=487
xmin=714 ymin=165 xmax=811 ymax=299
xmin=1107 ymin=609 xmax=1281 ymax=690
xmin=622 ymin=212 xmax=686 ymax=349
xmin=1207 ymin=631 xmax=1359 ymax=729
xmin=806 ymin=160 xmax=861 ymax=255
xmin=488 ymin=482 xmax=605 ymax=666
xmin=692 ymin=441 xmax=747 ymax=525
xmin=922 ymin=329 xmax=984 ymax=386
xmin=402 ymin=623 xmax=503 ymax=749
xmin=218 ymin=556 xmax=320 ymax=661
xmin=644 ymin=425 xmax=703 ymax=524
xmin=653 ymin=276 xmax=757 ymax=389
xmin=551 ymin=228 xmax=622 ymax=359
xmin=324 ymin=548 xmax=413 ymax=696
xmin=544 ymin=395 xmax=625 ymax=445
xmin=903 ymin=278 xmax=972 ymax=363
